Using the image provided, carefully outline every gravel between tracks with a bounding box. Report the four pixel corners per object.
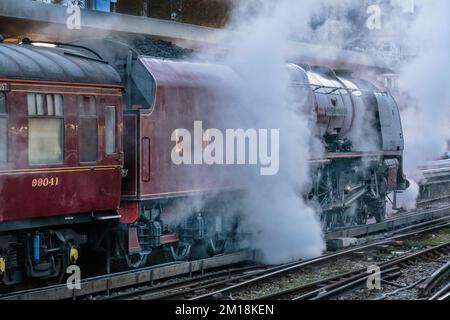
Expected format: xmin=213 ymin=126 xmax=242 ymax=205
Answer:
xmin=231 ymin=228 xmax=450 ymax=300
xmin=338 ymin=255 xmax=450 ymax=300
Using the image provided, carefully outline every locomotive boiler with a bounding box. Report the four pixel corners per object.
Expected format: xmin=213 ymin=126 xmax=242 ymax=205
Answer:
xmin=0 ymin=38 xmax=409 ymax=286
xmin=286 ymin=64 xmax=409 ymax=229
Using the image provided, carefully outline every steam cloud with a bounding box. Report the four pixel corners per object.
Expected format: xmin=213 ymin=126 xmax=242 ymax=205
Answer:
xmin=199 ymin=0 xmax=450 ymax=260
xmin=395 ymin=0 xmax=450 ymax=209
xmin=197 ymin=0 xmax=327 ymax=263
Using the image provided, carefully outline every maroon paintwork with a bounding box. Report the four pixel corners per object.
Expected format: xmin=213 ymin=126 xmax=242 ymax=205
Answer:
xmin=0 ymin=80 xmax=123 ymax=223
xmin=123 ymin=58 xmax=240 ymax=201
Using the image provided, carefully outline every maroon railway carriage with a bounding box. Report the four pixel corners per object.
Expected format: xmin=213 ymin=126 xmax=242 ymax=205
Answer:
xmin=0 ymin=42 xmax=241 ymax=283
xmin=0 ymin=43 xmax=123 ymax=284
xmin=66 ymin=39 xmax=248 ymax=268
xmin=118 ymin=57 xmax=242 ymax=266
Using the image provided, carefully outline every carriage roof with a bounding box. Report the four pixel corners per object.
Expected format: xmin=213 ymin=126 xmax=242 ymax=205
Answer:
xmin=0 ymin=43 xmax=121 ymax=85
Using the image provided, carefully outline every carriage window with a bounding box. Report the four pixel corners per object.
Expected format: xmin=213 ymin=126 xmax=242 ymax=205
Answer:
xmin=28 ymin=93 xmax=63 ymax=116
xmin=0 ymin=93 xmax=7 ymax=164
xmin=79 ymin=96 xmax=98 ymax=162
xmin=105 ymin=106 xmax=116 ymax=155
xmin=46 ymin=95 xmax=54 ymax=115
xmin=55 ymin=95 xmax=63 ymax=116
xmin=28 ymin=93 xmax=64 ymax=165
xmin=27 ymin=93 xmax=45 ymax=115
xmin=27 ymin=94 xmax=36 ymax=115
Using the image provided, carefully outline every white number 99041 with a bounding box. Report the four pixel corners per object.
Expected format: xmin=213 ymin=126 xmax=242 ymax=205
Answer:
xmin=32 ymin=177 xmax=59 ymax=188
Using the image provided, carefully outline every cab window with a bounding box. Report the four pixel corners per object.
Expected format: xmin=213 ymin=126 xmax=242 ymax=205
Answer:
xmin=79 ymin=96 xmax=98 ymax=163
xmin=28 ymin=93 xmax=64 ymax=165
xmin=0 ymin=93 xmax=7 ymax=164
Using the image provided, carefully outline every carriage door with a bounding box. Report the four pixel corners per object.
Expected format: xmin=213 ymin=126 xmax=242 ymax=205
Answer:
xmin=79 ymin=96 xmax=98 ymax=164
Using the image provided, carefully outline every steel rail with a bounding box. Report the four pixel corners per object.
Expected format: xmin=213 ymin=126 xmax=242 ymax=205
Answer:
xmin=301 ymin=241 xmax=450 ymax=300
xmin=257 ymin=268 xmax=401 ymax=300
xmin=325 ymin=203 xmax=450 ymax=240
xmin=190 ymin=222 xmax=450 ymax=300
xmin=103 ymin=265 xmax=266 ymax=300
xmin=417 ymin=195 xmax=450 ymax=205
xmin=429 ymin=282 xmax=450 ymax=300
xmin=259 ymin=241 xmax=450 ymax=300
xmin=0 ymin=250 xmax=253 ymax=300
xmin=117 ymin=254 xmax=354 ymax=300
xmin=2 ymin=207 xmax=450 ymax=301
xmin=437 ymin=288 xmax=450 ymax=300
xmin=418 ymin=260 xmax=450 ymax=297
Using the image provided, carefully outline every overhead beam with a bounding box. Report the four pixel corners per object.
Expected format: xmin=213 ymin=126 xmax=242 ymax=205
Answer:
xmin=0 ymin=0 xmax=392 ymax=72
xmin=0 ymin=0 xmax=225 ymax=45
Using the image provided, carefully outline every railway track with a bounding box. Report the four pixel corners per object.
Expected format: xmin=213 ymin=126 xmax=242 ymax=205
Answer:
xmin=101 ymin=265 xmax=267 ymax=300
xmin=2 ymin=203 xmax=450 ymax=301
xmin=326 ymin=202 xmax=450 ymax=240
xmin=259 ymin=241 xmax=450 ymax=300
xmin=111 ymin=220 xmax=450 ymax=301
xmin=416 ymin=159 xmax=450 ymax=206
xmin=0 ymin=250 xmax=254 ymax=300
xmin=429 ymin=282 xmax=450 ymax=300
xmin=89 ymin=217 xmax=450 ymax=300
xmin=104 ymin=260 xmax=320 ymax=300
xmin=188 ymin=223 xmax=450 ymax=300
xmin=417 ymin=195 xmax=450 ymax=205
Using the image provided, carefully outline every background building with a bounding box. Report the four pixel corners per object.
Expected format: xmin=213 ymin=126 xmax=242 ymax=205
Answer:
xmin=33 ymin=0 xmax=232 ymax=26
xmin=2 ymin=0 xmax=418 ymax=89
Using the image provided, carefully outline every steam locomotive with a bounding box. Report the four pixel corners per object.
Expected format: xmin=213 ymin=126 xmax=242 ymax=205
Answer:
xmin=0 ymin=38 xmax=408 ymax=285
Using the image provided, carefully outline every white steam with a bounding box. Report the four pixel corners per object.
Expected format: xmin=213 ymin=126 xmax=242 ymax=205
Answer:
xmin=197 ymin=0 xmax=327 ymax=263
xmin=396 ymin=0 xmax=450 ymax=209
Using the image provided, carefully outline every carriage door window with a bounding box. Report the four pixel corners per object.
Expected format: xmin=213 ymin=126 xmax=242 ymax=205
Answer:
xmin=79 ymin=96 xmax=98 ymax=163
xmin=105 ymin=106 xmax=116 ymax=154
xmin=28 ymin=93 xmax=64 ymax=165
xmin=0 ymin=93 xmax=7 ymax=164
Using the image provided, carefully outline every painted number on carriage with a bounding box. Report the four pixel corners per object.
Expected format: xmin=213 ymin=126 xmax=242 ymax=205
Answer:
xmin=32 ymin=177 xmax=60 ymax=188
xmin=0 ymin=83 xmax=10 ymax=92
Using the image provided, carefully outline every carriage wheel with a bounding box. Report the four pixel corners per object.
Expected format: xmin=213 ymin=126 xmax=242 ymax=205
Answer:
xmin=163 ymin=242 xmax=191 ymax=262
xmin=125 ymin=252 xmax=149 ymax=269
xmin=207 ymin=235 xmax=228 ymax=257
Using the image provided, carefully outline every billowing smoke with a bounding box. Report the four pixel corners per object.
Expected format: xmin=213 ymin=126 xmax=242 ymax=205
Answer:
xmin=396 ymin=0 xmax=450 ymax=209
xmin=196 ymin=0 xmax=327 ymax=263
